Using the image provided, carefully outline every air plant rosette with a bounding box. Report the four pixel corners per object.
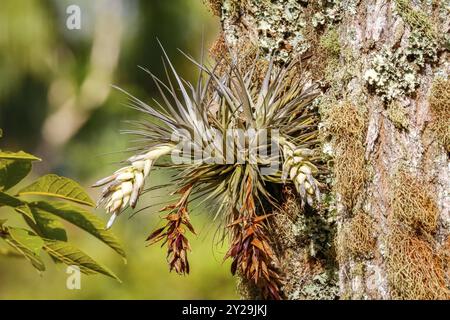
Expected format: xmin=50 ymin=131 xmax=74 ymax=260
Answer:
xmin=93 ymin=46 xmax=325 ymax=299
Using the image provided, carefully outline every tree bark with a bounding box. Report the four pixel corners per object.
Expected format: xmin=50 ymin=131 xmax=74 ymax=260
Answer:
xmin=205 ymin=0 xmax=450 ymax=299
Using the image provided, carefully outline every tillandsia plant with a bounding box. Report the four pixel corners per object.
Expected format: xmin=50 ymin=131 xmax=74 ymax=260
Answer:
xmin=93 ymin=45 xmax=324 ymax=299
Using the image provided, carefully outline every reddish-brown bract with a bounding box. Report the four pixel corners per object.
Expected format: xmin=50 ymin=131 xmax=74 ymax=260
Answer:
xmin=224 ymin=177 xmax=283 ymax=300
xmin=146 ymin=185 xmax=195 ymax=275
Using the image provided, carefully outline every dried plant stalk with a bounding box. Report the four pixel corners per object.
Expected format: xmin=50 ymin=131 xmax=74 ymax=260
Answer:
xmin=225 ymin=177 xmax=283 ymax=300
xmin=146 ymin=185 xmax=195 ymax=275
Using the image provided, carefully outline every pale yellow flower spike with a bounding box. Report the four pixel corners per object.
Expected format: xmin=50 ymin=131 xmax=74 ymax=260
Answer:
xmin=93 ymin=144 xmax=175 ymax=229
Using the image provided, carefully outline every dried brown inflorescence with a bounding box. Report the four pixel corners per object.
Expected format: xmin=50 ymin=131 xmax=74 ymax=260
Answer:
xmin=225 ymin=178 xmax=284 ymax=300
xmin=386 ymin=224 xmax=449 ymax=300
xmin=326 ymin=102 xmax=368 ymax=209
xmin=146 ymin=185 xmax=195 ymax=275
xmin=429 ymin=78 xmax=450 ymax=152
xmin=336 ymin=211 xmax=377 ymax=262
xmin=390 ymin=171 xmax=439 ymax=234
xmin=226 ymin=213 xmax=284 ymax=299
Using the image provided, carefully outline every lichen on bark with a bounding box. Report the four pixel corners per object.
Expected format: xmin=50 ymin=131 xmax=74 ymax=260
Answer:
xmin=220 ymin=0 xmax=310 ymax=61
xmin=206 ymin=0 xmax=450 ymax=300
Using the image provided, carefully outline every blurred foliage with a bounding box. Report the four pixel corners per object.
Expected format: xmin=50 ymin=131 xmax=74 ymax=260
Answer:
xmin=0 ymin=0 xmax=237 ymax=299
xmin=0 ymin=145 xmax=125 ymax=281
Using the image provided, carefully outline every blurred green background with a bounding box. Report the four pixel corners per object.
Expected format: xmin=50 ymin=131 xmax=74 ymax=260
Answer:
xmin=0 ymin=0 xmax=239 ymax=299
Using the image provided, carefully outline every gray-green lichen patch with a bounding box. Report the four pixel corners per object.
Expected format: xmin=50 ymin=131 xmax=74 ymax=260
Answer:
xmin=253 ymin=0 xmax=308 ymax=61
xmin=406 ymin=30 xmax=439 ymax=67
xmin=293 ymin=209 xmax=337 ymax=258
xmin=363 ymin=0 xmax=445 ymax=102
xmin=364 ymin=48 xmax=419 ymax=102
xmin=363 ymin=28 xmax=440 ymax=102
xmin=292 ymin=269 xmax=339 ymax=299
xmin=221 ymin=0 xmax=310 ymax=62
xmin=220 ymin=0 xmax=240 ymax=48
xmin=219 ymin=0 xmax=361 ymax=63
xmin=311 ymin=0 xmax=359 ymax=28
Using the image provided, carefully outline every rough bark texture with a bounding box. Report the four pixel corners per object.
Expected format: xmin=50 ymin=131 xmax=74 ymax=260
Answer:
xmin=205 ymin=0 xmax=450 ymax=299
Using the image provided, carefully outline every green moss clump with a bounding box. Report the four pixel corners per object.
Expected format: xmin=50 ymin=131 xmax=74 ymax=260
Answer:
xmin=394 ymin=0 xmax=437 ymax=40
xmin=336 ymin=212 xmax=377 ymax=262
xmin=386 ymin=223 xmax=449 ymax=300
xmin=299 ymin=270 xmax=339 ymax=299
xmin=320 ymin=28 xmax=341 ymax=57
xmin=391 ymin=171 xmax=439 ymax=234
xmin=387 ymin=102 xmax=409 ymax=130
xmin=325 ymin=102 xmax=368 ymax=209
xmin=320 ymin=27 xmax=342 ymax=83
xmin=429 ymin=78 xmax=450 ymax=152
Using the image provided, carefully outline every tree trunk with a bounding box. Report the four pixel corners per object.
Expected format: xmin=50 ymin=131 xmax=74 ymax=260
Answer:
xmin=205 ymin=0 xmax=450 ymax=299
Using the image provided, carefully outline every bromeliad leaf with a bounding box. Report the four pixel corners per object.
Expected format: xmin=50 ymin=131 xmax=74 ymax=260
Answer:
xmin=0 ymin=159 xmax=32 ymax=191
xmin=0 ymin=151 xmax=41 ymax=161
xmin=43 ymin=239 xmax=121 ymax=281
xmin=31 ymin=201 xmax=126 ymax=259
xmin=18 ymin=174 xmax=95 ymax=207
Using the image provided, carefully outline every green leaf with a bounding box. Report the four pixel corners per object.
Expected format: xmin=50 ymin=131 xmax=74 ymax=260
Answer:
xmin=0 ymin=151 xmax=41 ymax=161
xmin=28 ymin=206 xmax=68 ymax=242
xmin=0 ymin=191 xmax=35 ymax=223
xmin=18 ymin=174 xmax=95 ymax=207
xmin=0 ymin=191 xmax=23 ymax=207
xmin=9 ymin=227 xmax=44 ymax=256
xmin=15 ymin=204 xmax=36 ymax=223
xmin=43 ymin=239 xmax=120 ymax=282
xmin=31 ymin=201 xmax=126 ymax=260
xmin=0 ymin=159 xmax=32 ymax=191
xmin=0 ymin=226 xmax=46 ymax=271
